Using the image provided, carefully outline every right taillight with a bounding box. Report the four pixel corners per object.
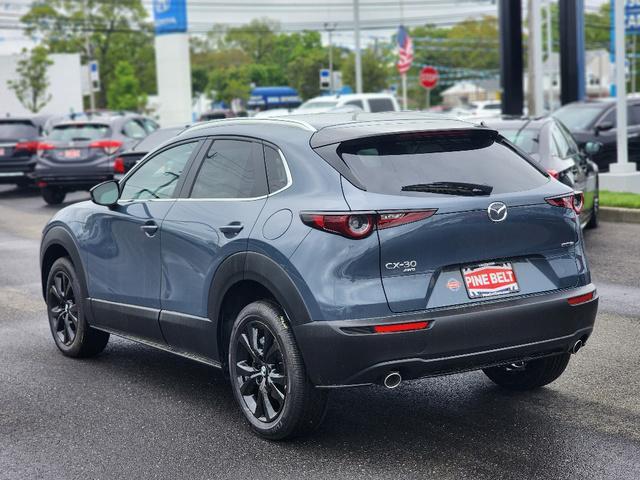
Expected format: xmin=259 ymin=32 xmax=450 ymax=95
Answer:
xmin=546 ymin=192 xmax=583 ymax=215
xmin=300 ymin=210 xmax=437 ymax=239
xmin=113 ymin=157 xmax=125 ymax=174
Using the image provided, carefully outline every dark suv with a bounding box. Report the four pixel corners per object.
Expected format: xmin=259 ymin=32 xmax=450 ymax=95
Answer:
xmin=34 ymin=113 xmax=158 ymax=204
xmin=0 ymin=116 xmax=50 ymax=186
xmin=40 ymin=113 xmax=598 ymax=439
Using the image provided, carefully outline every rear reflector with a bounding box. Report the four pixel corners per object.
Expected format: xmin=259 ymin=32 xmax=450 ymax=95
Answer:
xmin=37 ymin=181 xmax=47 ymax=188
xmin=567 ymin=291 xmax=595 ymax=306
xmin=373 ymin=321 xmax=430 ymax=333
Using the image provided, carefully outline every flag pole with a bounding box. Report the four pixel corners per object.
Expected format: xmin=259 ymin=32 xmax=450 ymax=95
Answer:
xmin=402 ymin=73 xmax=408 ymax=110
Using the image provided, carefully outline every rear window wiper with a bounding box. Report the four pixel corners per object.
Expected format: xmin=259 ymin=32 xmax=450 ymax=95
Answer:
xmin=401 ymin=181 xmax=493 ymax=196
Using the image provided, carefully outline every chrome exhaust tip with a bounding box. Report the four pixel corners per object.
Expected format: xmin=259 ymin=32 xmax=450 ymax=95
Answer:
xmin=383 ymin=371 xmax=402 ymax=389
xmin=571 ymin=340 xmax=583 ymax=354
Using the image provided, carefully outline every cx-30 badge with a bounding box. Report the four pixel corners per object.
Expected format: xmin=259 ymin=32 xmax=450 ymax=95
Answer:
xmin=487 ymin=202 xmax=508 ymax=222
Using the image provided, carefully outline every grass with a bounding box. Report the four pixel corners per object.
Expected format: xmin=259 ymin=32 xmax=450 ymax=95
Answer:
xmin=600 ymin=190 xmax=640 ymax=209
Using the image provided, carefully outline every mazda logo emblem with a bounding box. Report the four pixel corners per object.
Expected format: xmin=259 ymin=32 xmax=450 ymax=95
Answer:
xmin=487 ymin=202 xmax=508 ymax=222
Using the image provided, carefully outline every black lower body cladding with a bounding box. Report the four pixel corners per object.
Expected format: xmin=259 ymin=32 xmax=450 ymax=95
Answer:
xmin=294 ymin=285 xmax=598 ymax=387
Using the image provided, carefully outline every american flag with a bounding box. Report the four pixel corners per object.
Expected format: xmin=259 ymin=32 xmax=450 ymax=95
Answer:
xmin=396 ymin=25 xmax=414 ymax=75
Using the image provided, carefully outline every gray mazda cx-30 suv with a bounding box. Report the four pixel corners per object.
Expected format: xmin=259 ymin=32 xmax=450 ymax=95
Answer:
xmin=40 ymin=113 xmax=598 ymax=439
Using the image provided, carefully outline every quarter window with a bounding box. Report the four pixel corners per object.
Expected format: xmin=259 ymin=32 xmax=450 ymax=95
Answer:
xmin=264 ymin=146 xmax=289 ymax=193
xmin=120 ymin=142 xmax=196 ymax=200
xmin=123 ymin=120 xmax=147 ymax=139
xmin=190 ymin=139 xmax=268 ymax=199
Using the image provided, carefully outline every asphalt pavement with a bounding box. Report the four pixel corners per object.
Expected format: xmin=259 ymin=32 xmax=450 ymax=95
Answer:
xmin=0 ymin=184 xmax=639 ymax=480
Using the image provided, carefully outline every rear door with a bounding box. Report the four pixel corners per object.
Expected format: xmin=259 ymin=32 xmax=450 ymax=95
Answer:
xmin=159 ymin=137 xmax=269 ymax=360
xmin=85 ymin=140 xmax=201 ymax=341
xmin=336 ymin=130 xmax=581 ymax=313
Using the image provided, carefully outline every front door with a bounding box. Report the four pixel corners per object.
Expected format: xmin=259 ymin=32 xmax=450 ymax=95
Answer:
xmin=84 ymin=140 xmax=201 ymax=342
xmin=159 ymin=138 xmax=269 ymax=360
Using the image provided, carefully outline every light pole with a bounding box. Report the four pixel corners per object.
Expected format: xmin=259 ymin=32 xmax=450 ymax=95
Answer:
xmin=353 ymin=0 xmax=363 ymax=94
xmin=324 ymin=22 xmax=337 ymax=94
xmin=83 ymin=0 xmax=95 ymax=111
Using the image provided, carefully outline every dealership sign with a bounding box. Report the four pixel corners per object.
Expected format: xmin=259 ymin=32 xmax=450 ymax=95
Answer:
xmin=153 ymin=0 xmax=188 ymax=35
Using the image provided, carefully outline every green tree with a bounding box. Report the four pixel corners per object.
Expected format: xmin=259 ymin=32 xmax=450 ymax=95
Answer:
xmin=7 ymin=46 xmax=53 ymax=113
xmin=342 ymin=48 xmax=391 ymax=93
xmin=107 ymin=61 xmax=146 ymax=111
xmin=225 ymin=19 xmax=279 ymax=63
xmin=21 ymin=0 xmax=156 ymax=108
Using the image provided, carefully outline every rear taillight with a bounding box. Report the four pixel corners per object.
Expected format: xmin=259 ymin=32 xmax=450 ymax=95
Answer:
xmin=546 ymin=192 xmax=584 ymax=215
xmin=15 ymin=141 xmax=39 ymax=153
xmin=36 ymin=142 xmax=54 ymax=156
xmin=113 ymin=157 xmax=125 ymax=174
xmin=546 ymin=169 xmax=559 ymax=180
xmin=300 ymin=210 xmax=437 ymax=239
xmin=90 ymin=139 xmax=122 ymax=155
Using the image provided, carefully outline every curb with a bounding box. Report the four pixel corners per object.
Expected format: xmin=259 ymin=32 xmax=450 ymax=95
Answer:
xmin=599 ymin=206 xmax=640 ymax=224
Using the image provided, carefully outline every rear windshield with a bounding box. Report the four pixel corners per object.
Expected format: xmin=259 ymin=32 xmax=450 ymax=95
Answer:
xmin=48 ymin=124 xmax=110 ymax=142
xmin=337 ymin=130 xmax=547 ymax=196
xmin=0 ymin=121 xmax=38 ymax=140
xmin=133 ymin=128 xmax=181 ymax=152
xmin=497 ymin=128 xmax=539 ymax=154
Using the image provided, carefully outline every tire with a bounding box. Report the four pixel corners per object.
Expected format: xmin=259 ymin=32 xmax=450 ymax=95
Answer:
xmin=45 ymin=257 xmax=109 ymax=358
xmin=228 ymin=300 xmax=328 ymax=440
xmin=483 ymin=353 xmax=571 ymax=391
xmin=42 ymin=187 xmax=66 ymax=205
xmin=586 ymin=191 xmax=599 ymax=229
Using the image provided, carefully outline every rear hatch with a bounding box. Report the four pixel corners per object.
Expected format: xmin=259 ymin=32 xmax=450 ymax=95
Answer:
xmin=41 ymin=123 xmax=114 ymax=164
xmin=0 ymin=120 xmax=39 ymax=164
xmin=321 ymin=129 xmax=582 ymax=313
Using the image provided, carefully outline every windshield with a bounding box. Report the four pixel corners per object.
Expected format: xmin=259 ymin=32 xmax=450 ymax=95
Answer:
xmin=299 ymin=101 xmax=339 ymax=110
xmin=0 ymin=121 xmax=38 ymax=140
xmin=498 ymin=128 xmax=539 ymax=154
xmin=554 ymin=104 xmax=604 ymax=130
xmin=337 ymin=130 xmax=547 ymax=197
xmin=48 ymin=124 xmax=110 ymax=142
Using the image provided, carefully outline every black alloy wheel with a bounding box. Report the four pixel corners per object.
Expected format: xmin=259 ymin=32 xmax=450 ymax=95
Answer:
xmin=47 ymin=270 xmax=78 ymax=346
xmin=234 ymin=320 xmax=288 ymax=423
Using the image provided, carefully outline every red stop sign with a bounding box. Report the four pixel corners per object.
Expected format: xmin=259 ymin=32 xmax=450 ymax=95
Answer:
xmin=420 ymin=66 xmax=439 ymax=89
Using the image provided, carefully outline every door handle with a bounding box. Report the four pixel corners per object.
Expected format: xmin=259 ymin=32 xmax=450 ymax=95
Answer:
xmin=140 ymin=221 xmax=158 ymax=237
xmin=219 ymin=222 xmax=244 ymax=235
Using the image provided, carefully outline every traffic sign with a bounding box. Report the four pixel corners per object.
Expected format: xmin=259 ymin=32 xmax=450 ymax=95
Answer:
xmin=419 ymin=66 xmax=439 ymax=89
xmin=319 ymin=69 xmax=331 ymax=90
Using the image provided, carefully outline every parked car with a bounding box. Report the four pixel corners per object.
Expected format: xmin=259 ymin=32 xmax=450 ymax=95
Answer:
xmin=456 ymin=100 xmax=502 ymax=120
xmin=295 ymin=93 xmax=400 ymax=114
xmin=33 ymin=113 xmax=159 ymax=204
xmin=0 ymin=115 xmax=50 ymax=186
xmin=553 ymin=98 xmax=640 ymax=172
xmin=198 ymin=110 xmax=235 ymax=121
xmin=486 ymin=116 xmax=600 ymax=229
xmin=112 ymin=126 xmax=188 ymax=180
xmin=40 ymin=112 xmax=597 ymax=440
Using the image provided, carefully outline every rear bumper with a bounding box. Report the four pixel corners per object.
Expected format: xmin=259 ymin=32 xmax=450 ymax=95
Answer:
xmin=0 ymin=159 xmax=35 ymax=182
xmin=294 ymin=284 xmax=598 ymax=387
xmin=33 ymin=173 xmax=112 ymax=188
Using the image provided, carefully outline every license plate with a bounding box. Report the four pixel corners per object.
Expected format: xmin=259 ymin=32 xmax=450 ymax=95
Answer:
xmin=0 ymin=148 xmax=5 ymax=156
xmin=63 ymin=149 xmax=81 ymax=159
xmin=462 ymin=262 xmax=519 ymax=299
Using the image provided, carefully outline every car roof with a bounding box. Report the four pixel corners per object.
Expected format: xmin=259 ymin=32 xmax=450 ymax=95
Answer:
xmin=485 ymin=116 xmax=554 ymax=131
xmin=305 ymin=93 xmax=396 ymax=102
xmin=179 ymin=112 xmax=488 ymax=148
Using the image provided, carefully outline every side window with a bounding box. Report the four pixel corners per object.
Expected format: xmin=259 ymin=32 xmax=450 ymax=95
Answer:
xmin=368 ymin=98 xmax=395 ymax=113
xmin=123 ymin=120 xmax=147 ymax=139
xmin=190 ymin=139 xmax=268 ymax=199
xmin=120 ymin=142 xmax=196 ymax=200
xmin=264 ymin=145 xmax=289 ymax=193
xmin=142 ymin=118 xmax=159 ymax=133
xmin=344 ymin=100 xmax=364 ymax=110
xmin=629 ymin=105 xmax=640 ymax=126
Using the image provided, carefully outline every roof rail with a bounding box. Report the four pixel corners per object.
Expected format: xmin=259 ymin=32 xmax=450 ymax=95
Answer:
xmin=186 ymin=117 xmax=317 ymax=133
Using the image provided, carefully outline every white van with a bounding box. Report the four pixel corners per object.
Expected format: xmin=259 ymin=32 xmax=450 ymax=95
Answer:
xmin=294 ymin=93 xmax=400 ymax=114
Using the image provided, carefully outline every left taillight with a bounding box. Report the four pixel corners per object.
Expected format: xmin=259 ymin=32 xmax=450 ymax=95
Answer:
xmin=300 ymin=210 xmax=437 ymax=239
xmin=113 ymin=156 xmax=125 ymax=174
xmin=90 ymin=139 xmax=122 ymax=155
xmin=546 ymin=191 xmax=584 ymax=215
xmin=14 ymin=141 xmax=40 ymax=154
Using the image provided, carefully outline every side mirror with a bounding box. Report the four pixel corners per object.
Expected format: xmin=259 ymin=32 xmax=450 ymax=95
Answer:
xmin=595 ymin=121 xmax=613 ymax=133
xmin=90 ymin=180 xmax=120 ymax=207
xmin=584 ymin=141 xmax=602 ymax=156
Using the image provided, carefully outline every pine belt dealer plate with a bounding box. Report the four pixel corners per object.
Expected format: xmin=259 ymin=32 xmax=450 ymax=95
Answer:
xmin=461 ymin=262 xmax=519 ymax=299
